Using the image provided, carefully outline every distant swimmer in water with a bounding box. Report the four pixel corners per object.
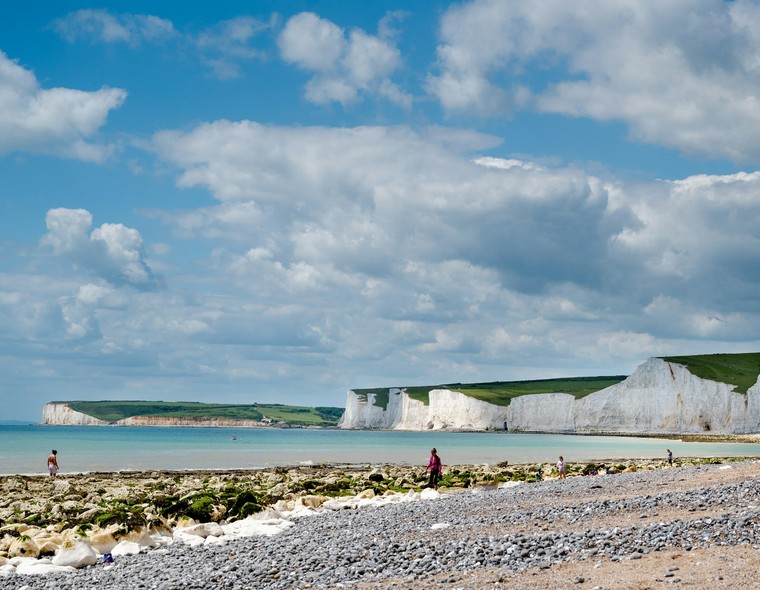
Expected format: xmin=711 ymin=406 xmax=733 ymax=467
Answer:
xmin=230 ymin=435 xmax=238 ymax=440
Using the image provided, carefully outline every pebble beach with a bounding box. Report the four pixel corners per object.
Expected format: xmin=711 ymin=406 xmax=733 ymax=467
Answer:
xmin=0 ymin=457 xmax=759 ymax=589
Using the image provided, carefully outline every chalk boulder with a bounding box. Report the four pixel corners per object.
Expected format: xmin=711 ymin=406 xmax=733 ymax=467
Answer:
xmin=14 ymin=558 xmax=77 ymax=576
xmin=112 ymin=540 xmax=142 ymax=556
xmin=51 ymin=538 xmax=98 ymax=568
xmin=8 ymin=537 xmax=39 ymax=559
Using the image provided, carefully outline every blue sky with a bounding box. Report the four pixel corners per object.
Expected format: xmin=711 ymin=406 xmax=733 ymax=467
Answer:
xmin=2 ymin=1 xmax=760 ymax=421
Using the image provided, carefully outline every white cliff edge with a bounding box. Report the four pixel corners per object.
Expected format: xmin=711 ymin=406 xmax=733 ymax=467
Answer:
xmin=339 ymin=358 xmax=760 ymax=434
xmin=41 ymin=403 xmax=109 ymax=426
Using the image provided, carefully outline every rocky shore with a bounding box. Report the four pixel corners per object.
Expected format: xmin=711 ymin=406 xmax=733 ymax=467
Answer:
xmin=0 ymin=456 xmax=758 ymax=588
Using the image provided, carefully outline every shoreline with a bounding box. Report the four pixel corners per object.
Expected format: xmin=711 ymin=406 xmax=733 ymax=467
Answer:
xmin=0 ymin=452 xmax=755 ymax=479
xmin=22 ymin=421 xmax=760 ymax=442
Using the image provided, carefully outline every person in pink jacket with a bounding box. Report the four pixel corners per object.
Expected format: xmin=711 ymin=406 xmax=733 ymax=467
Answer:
xmin=424 ymin=448 xmax=442 ymax=489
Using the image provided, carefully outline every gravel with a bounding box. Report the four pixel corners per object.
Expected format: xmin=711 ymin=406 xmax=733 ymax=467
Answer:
xmin=2 ymin=463 xmax=759 ymax=589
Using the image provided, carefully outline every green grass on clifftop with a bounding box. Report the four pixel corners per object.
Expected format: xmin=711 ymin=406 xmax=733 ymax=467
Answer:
xmin=354 ymin=352 xmax=760 ymax=409
xmin=659 ymin=352 xmax=760 ymax=394
xmin=356 ymin=376 xmax=627 ymax=408
xmin=440 ymin=376 xmax=628 ymax=406
xmin=63 ymin=401 xmax=344 ymax=426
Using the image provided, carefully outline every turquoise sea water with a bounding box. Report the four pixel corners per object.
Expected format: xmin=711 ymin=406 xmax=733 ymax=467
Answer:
xmin=1 ymin=425 xmax=759 ymax=476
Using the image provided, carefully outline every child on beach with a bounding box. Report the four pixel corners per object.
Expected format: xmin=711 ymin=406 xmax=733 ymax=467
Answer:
xmin=556 ymin=456 xmax=566 ymax=479
xmin=47 ymin=450 xmax=59 ymax=477
xmin=424 ymin=448 xmax=442 ymax=489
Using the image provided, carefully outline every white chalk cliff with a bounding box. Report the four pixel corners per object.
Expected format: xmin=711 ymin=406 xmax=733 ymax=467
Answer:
xmin=338 ymin=388 xmax=510 ymax=431
xmin=40 ymin=403 xmax=271 ymax=427
xmin=41 ymin=403 xmax=109 ymax=426
xmin=339 ymin=358 xmax=760 ymax=434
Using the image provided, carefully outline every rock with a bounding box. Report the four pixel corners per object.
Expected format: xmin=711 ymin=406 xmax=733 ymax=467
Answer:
xmin=296 ymin=495 xmax=329 ymax=509
xmin=51 ymin=538 xmax=98 ymax=568
xmin=61 ymin=500 xmax=81 ymax=512
xmin=89 ymin=527 xmax=120 ymax=554
xmin=420 ymin=488 xmax=440 ymax=500
xmin=175 ymin=516 xmax=197 ymax=529
xmin=172 ymin=530 xmax=206 ymax=547
xmin=180 ymin=522 xmax=224 ymax=538
xmin=268 ymin=483 xmax=289 ymax=497
xmin=8 ymin=537 xmax=40 ymax=558
xmin=272 ymin=499 xmax=295 ymax=513
xmin=0 ymin=523 xmax=29 ymax=534
xmin=15 ymin=557 xmax=77 ymax=575
xmin=111 ymin=540 xmax=142 ymax=556
xmin=35 ymin=540 xmax=60 ymax=556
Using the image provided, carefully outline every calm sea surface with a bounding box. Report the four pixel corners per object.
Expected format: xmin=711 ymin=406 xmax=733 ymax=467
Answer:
xmin=1 ymin=425 xmax=759 ymax=476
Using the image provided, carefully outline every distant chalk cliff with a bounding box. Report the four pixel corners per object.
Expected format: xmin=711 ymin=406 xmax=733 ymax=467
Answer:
xmin=40 ymin=403 xmax=268 ymax=427
xmin=339 ymin=358 xmax=760 ymax=434
xmin=41 ymin=403 xmax=109 ymax=426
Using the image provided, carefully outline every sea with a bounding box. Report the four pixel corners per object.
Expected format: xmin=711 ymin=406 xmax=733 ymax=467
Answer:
xmin=2 ymin=424 xmax=760 ymax=476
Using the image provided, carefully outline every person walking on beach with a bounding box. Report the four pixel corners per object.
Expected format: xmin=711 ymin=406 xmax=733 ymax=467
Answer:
xmin=556 ymin=455 xmax=566 ymax=479
xmin=47 ymin=450 xmax=59 ymax=477
xmin=667 ymin=449 xmax=673 ymax=467
xmin=424 ymin=448 xmax=442 ymax=489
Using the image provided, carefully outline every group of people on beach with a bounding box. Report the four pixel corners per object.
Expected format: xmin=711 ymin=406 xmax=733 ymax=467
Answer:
xmin=422 ymin=448 xmax=674 ymax=487
xmin=423 ymin=449 xmax=568 ymax=487
xmin=43 ymin=447 xmax=675 ymax=482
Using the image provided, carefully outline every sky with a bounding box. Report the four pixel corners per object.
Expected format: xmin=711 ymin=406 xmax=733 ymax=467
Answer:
xmin=2 ymin=0 xmax=760 ymax=421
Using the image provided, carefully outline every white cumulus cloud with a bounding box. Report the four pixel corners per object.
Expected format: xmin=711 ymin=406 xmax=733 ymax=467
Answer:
xmin=0 ymin=52 xmax=126 ymax=161
xmin=278 ymin=12 xmax=410 ymax=107
xmin=41 ymin=208 xmax=162 ymax=290
xmin=428 ymin=0 xmax=760 ymax=164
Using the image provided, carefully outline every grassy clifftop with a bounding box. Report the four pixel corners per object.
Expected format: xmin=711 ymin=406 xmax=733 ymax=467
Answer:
xmin=354 ymin=352 xmax=760 ymax=409
xmin=61 ymin=401 xmax=344 ymax=427
xmin=354 ymin=375 xmax=627 ymax=409
xmin=660 ymin=352 xmax=760 ymax=394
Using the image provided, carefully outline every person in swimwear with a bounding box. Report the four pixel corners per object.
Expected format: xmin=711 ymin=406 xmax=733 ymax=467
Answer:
xmin=47 ymin=449 xmax=59 ymax=477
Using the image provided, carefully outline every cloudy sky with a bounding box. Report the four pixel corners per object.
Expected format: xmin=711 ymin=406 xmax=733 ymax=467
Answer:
xmin=3 ymin=0 xmax=760 ymax=421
